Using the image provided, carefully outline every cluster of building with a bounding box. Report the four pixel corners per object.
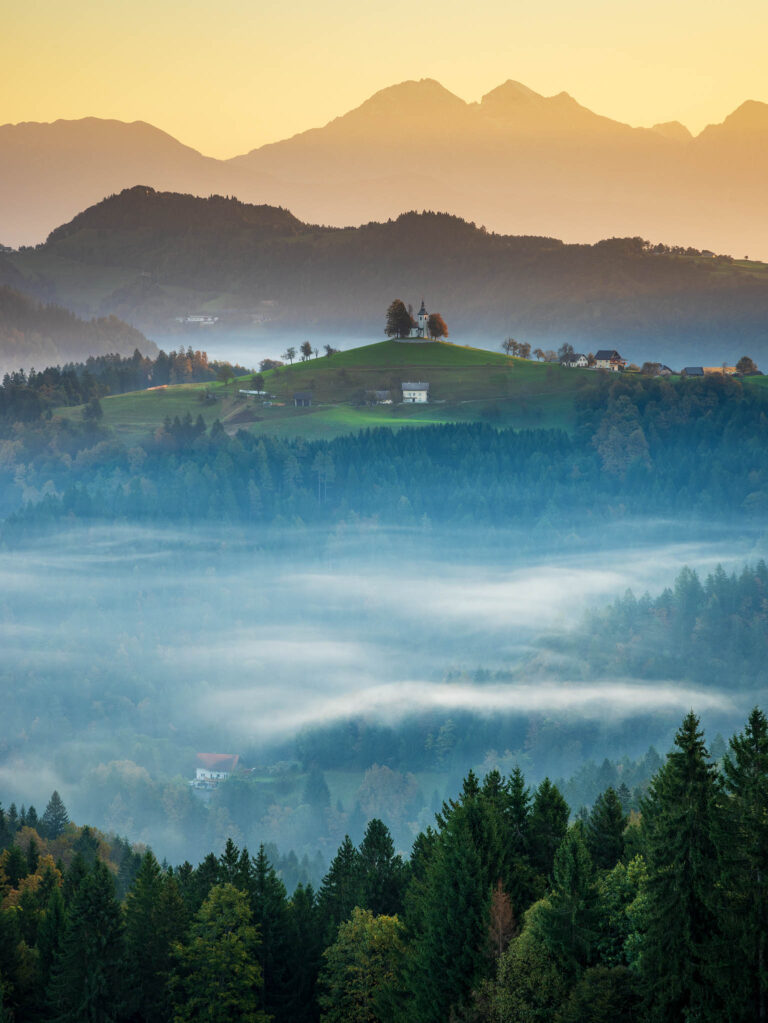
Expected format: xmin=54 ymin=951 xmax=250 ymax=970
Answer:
xmin=562 ymin=349 xmax=741 ymax=378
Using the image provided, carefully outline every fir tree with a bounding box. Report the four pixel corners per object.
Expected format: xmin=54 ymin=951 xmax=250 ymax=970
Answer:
xmin=722 ymin=707 xmax=768 ymax=1022
xmin=529 ymin=777 xmax=570 ymax=880
xmin=288 ymin=883 xmax=323 ymax=1023
xmin=536 ymin=825 xmax=598 ymax=980
xmin=358 ymin=819 xmax=407 ymax=917
xmin=586 ymin=787 xmax=628 ymax=870
xmin=124 ymin=851 xmax=169 ymax=1023
xmin=317 ymin=836 xmax=363 ymax=943
xmin=48 ymin=860 xmax=126 ymax=1022
xmin=250 ymin=845 xmax=294 ymax=1020
xmin=640 ymin=711 xmax=725 ymax=1022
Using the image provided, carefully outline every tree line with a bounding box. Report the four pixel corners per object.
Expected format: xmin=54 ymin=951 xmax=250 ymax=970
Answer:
xmin=0 ymin=348 xmax=251 ymax=424
xmin=1 ymin=709 xmax=766 ymax=1021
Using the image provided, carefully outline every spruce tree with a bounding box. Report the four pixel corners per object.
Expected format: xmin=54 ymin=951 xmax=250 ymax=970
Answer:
xmin=407 ymin=798 xmax=494 ymax=1023
xmin=48 ymin=860 xmax=126 ymax=1022
xmin=250 ymin=845 xmax=294 ymax=1020
xmin=287 ymin=883 xmax=322 ymax=1023
xmin=640 ymin=711 xmax=725 ymax=1022
xmin=317 ymin=836 xmax=363 ymax=943
xmin=529 ymin=778 xmax=570 ymax=881
xmin=536 ymin=825 xmax=598 ymax=980
xmin=218 ymin=837 xmax=241 ymax=885
xmin=359 ymin=818 xmax=407 ymax=917
xmin=36 ymin=886 xmax=66 ymax=1011
xmin=722 ymin=707 xmax=768 ymax=1023
xmin=586 ymin=787 xmax=628 ymax=870
xmin=124 ymin=851 xmax=172 ymax=1023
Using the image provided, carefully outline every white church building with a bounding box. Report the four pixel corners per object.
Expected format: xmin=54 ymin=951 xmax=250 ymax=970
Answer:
xmin=411 ymin=299 xmax=430 ymax=338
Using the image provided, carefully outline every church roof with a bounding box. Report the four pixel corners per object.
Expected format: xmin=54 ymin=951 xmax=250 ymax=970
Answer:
xmin=418 ymin=300 xmax=427 ymax=315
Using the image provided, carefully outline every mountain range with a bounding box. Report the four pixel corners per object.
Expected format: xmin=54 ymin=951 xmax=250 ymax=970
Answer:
xmin=3 ymin=78 xmax=768 ymax=258
xmin=5 ymin=187 xmax=768 ymax=366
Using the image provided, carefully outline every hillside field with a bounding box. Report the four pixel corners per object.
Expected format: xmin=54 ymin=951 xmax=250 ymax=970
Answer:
xmin=55 ymin=340 xmax=595 ymax=441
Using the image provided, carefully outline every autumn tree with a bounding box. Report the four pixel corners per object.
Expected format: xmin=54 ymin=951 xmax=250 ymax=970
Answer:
xmin=318 ymin=907 xmax=407 ymax=1023
xmin=736 ymin=355 xmax=758 ymax=375
xmin=169 ymin=883 xmax=267 ymax=1023
xmin=426 ymin=313 xmax=448 ymax=341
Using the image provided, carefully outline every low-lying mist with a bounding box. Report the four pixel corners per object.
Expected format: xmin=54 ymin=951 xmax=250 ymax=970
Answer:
xmin=2 ymin=520 xmax=764 ymax=861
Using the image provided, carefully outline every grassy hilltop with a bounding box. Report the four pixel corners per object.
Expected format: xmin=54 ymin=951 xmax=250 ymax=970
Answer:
xmin=56 ymin=339 xmax=595 ymax=442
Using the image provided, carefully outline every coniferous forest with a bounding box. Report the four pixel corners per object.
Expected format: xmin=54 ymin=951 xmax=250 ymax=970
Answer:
xmin=1 ymin=709 xmax=766 ymax=1022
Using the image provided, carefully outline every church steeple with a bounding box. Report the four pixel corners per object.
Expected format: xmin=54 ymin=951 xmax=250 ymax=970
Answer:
xmin=417 ymin=298 xmax=429 ymax=337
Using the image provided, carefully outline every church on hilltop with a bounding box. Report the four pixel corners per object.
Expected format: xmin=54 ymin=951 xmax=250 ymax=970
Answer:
xmin=386 ymin=297 xmax=447 ymax=342
xmin=411 ymin=299 xmax=430 ymax=339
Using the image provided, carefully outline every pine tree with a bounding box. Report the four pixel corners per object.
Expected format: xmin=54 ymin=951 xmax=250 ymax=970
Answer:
xmin=586 ymin=788 xmax=628 ymax=870
xmin=536 ymin=825 xmax=598 ymax=980
xmin=218 ymin=837 xmax=241 ymax=885
xmin=359 ymin=819 xmax=407 ymax=917
xmin=407 ymin=798 xmax=493 ymax=1023
xmin=529 ymin=778 xmax=570 ymax=880
xmin=250 ymin=845 xmax=294 ymax=1020
xmin=287 ymin=883 xmax=323 ymax=1023
xmin=317 ymin=836 xmax=363 ymax=943
xmin=37 ymin=886 xmax=66 ymax=1009
xmin=48 ymin=860 xmax=126 ymax=1022
xmin=722 ymin=707 xmax=768 ymax=1023
xmin=506 ymin=766 xmax=540 ymax=912
xmin=61 ymin=853 xmax=88 ymax=906
xmin=124 ymin=851 xmax=171 ymax=1023
xmin=640 ymin=711 xmax=725 ymax=1022
xmin=169 ymin=883 xmax=267 ymax=1023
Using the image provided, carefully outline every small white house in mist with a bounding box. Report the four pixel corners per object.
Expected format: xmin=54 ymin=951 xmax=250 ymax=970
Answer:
xmin=193 ymin=752 xmax=239 ymax=784
xmin=402 ymin=382 xmax=430 ymax=403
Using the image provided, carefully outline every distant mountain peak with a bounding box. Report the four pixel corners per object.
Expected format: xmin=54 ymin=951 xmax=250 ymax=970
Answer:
xmin=651 ymin=121 xmax=693 ymax=142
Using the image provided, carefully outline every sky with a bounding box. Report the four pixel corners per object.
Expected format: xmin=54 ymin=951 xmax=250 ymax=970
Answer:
xmin=3 ymin=0 xmax=768 ymax=158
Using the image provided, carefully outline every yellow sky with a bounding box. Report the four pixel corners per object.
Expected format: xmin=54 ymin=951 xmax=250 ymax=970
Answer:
xmin=3 ymin=0 xmax=767 ymax=158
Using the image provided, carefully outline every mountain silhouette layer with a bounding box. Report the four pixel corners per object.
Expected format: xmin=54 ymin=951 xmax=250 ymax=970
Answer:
xmin=2 ymin=79 xmax=768 ymax=258
xmin=7 ymin=187 xmax=768 ymax=366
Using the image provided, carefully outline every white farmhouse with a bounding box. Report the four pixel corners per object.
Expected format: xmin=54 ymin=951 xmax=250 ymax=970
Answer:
xmin=194 ymin=753 xmax=239 ymax=782
xmin=402 ymin=382 xmax=430 ymax=403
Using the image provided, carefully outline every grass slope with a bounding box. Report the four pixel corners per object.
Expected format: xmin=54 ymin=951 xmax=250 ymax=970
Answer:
xmin=56 ymin=340 xmax=595 ymax=442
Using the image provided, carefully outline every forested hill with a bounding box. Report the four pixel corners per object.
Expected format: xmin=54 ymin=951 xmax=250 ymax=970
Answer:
xmin=8 ymin=187 xmax=768 ymax=364
xmin=0 ymin=283 xmax=157 ymax=371
xmin=1 ymin=709 xmax=767 ymax=1022
xmin=3 ymin=371 xmax=768 ymax=531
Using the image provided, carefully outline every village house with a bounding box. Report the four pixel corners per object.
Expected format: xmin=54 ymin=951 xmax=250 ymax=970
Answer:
xmin=563 ymin=353 xmax=589 ymax=368
xmin=369 ymin=389 xmax=392 ymax=404
xmin=190 ymin=753 xmax=240 ymax=792
xmin=402 ymin=382 xmax=430 ymax=403
xmin=681 ymin=366 xmax=704 ymax=377
xmin=593 ymin=349 xmax=626 ymax=371
xmin=293 ymin=391 xmax=312 ymax=407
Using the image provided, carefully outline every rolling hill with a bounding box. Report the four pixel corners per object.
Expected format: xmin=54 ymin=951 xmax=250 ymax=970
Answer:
xmin=54 ymin=340 xmax=593 ymax=442
xmin=2 ymin=79 xmax=768 ymax=257
xmin=8 ymin=187 xmax=768 ymax=367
